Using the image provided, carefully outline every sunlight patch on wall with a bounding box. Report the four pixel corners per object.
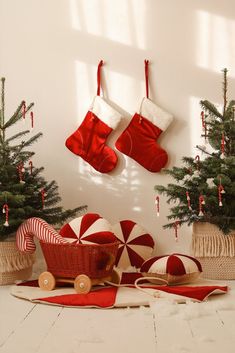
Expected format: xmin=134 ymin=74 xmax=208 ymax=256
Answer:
xmin=70 ymin=0 xmax=82 ymax=31
xmin=196 ymin=10 xmax=235 ymax=77
xmin=69 ymin=0 xmax=146 ymax=49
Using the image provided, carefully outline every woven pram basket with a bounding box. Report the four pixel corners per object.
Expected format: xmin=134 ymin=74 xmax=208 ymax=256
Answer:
xmin=40 ymin=241 xmax=119 ymax=279
xmin=192 ymin=222 xmax=235 ymax=280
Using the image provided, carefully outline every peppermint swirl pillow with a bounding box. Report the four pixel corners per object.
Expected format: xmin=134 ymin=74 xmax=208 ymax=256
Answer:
xmin=140 ymin=253 xmax=202 ymax=285
xmin=59 ymin=213 xmax=117 ymax=244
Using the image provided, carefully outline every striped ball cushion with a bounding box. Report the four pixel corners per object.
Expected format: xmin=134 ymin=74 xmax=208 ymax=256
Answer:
xmin=141 ymin=253 xmax=202 ymax=285
xmin=59 ymin=213 xmax=117 ymax=244
xmin=16 ymin=217 xmax=71 ymax=254
xmin=112 ymin=220 xmax=155 ymax=269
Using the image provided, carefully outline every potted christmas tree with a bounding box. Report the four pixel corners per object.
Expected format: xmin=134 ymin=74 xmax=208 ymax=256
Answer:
xmin=155 ymin=69 xmax=235 ymax=279
xmin=0 ymin=77 xmax=86 ymax=285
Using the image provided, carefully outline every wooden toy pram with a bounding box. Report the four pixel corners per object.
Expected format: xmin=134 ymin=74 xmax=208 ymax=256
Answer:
xmin=38 ymin=241 xmax=120 ymax=294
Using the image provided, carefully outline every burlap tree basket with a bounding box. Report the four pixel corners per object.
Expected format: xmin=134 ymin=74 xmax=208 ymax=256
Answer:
xmin=192 ymin=222 xmax=235 ymax=280
xmin=0 ymin=241 xmax=35 ymax=285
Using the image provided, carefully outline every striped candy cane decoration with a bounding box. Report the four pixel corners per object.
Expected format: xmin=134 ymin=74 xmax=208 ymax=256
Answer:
xmin=221 ymin=133 xmax=225 ymax=159
xmin=40 ymin=189 xmax=45 ymax=209
xmin=29 ymin=160 xmax=33 ymax=175
xmin=174 ymin=221 xmax=179 ymax=242
xmin=155 ymin=196 xmax=160 ymax=216
xmin=186 ymin=191 xmax=192 ymax=210
xmin=194 ymin=155 xmax=200 ymax=177
xmin=16 ymin=217 xmax=74 ymax=254
xmin=17 ymin=162 xmax=25 ymax=184
xmin=218 ymin=183 xmax=225 ymax=207
xmin=2 ymin=204 xmax=9 ymax=227
xmin=30 ymin=111 xmax=34 ymax=130
xmin=201 ymin=111 xmax=207 ymax=141
xmin=198 ymin=195 xmax=205 ymax=216
xmin=22 ymin=101 xmax=26 ymax=122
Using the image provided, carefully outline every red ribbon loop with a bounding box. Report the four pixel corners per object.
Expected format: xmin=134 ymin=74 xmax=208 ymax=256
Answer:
xmin=144 ymin=59 xmax=149 ymax=98
xmin=97 ymin=60 xmax=104 ymax=96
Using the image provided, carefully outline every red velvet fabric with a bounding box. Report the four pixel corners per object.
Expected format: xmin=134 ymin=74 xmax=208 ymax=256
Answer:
xmin=115 ymin=113 xmax=168 ymax=172
xmin=66 ymin=111 xmax=118 ymax=173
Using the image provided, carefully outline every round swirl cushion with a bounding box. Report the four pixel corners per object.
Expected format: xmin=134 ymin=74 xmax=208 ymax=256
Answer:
xmin=59 ymin=213 xmax=117 ymax=244
xmin=140 ymin=253 xmax=202 ymax=285
xmin=112 ymin=220 xmax=155 ymax=270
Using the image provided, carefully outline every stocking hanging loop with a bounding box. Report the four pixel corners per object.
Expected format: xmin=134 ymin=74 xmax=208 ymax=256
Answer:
xmin=138 ymin=60 xmax=149 ymax=116
xmin=144 ymin=59 xmax=149 ymax=99
xmin=97 ymin=60 xmax=104 ymax=96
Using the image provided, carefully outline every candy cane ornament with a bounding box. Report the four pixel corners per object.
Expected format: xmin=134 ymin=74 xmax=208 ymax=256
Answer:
xmin=218 ymin=183 xmax=225 ymax=207
xmin=198 ymin=195 xmax=205 ymax=216
xmin=2 ymin=204 xmax=9 ymax=227
xmin=155 ymin=196 xmax=160 ymax=216
xmin=174 ymin=221 xmax=179 ymax=242
xmin=186 ymin=191 xmax=192 ymax=210
xmin=29 ymin=160 xmax=33 ymax=175
xmin=22 ymin=101 xmax=26 ymax=122
xmin=201 ymin=111 xmax=207 ymax=141
xmin=30 ymin=111 xmax=34 ymax=130
xmin=201 ymin=111 xmax=205 ymax=129
xmin=194 ymin=155 xmax=200 ymax=177
xmin=17 ymin=162 xmax=25 ymax=184
xmin=221 ymin=133 xmax=225 ymax=159
xmin=40 ymin=188 xmax=46 ymax=209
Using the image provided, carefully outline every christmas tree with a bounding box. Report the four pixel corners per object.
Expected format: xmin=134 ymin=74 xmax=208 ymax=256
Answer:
xmin=155 ymin=69 xmax=235 ymax=234
xmin=0 ymin=77 xmax=87 ymax=241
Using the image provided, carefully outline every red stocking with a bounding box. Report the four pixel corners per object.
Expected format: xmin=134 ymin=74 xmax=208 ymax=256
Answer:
xmin=65 ymin=60 xmax=121 ymax=173
xmin=115 ymin=60 xmax=173 ymax=172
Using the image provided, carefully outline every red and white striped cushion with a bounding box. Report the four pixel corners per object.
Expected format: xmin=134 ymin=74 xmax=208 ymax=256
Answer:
xmin=141 ymin=253 xmax=202 ymax=285
xmin=59 ymin=213 xmax=117 ymax=244
xmin=112 ymin=220 xmax=155 ymax=269
xmin=16 ymin=217 xmax=71 ymax=254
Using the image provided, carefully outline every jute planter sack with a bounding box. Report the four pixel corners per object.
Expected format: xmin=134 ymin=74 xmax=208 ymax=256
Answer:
xmin=0 ymin=240 xmax=35 ymax=285
xmin=192 ymin=222 xmax=235 ymax=280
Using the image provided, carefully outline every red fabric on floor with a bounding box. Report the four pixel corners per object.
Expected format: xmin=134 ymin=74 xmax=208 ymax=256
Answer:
xmin=38 ymin=287 xmax=118 ymax=308
xmin=151 ymin=285 xmax=228 ymax=301
xmin=16 ymin=273 xmax=228 ymax=306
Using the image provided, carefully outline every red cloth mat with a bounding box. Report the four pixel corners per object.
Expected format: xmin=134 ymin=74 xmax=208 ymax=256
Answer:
xmin=11 ymin=273 xmax=228 ymax=308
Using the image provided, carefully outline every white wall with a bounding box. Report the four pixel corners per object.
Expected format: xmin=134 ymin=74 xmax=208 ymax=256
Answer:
xmin=1 ymin=0 xmax=235 ymax=255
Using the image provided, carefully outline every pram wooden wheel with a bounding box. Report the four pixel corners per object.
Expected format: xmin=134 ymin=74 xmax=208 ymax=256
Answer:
xmin=110 ymin=268 xmax=121 ymax=284
xmin=38 ymin=271 xmax=56 ymax=291
xmin=74 ymin=274 xmax=92 ymax=294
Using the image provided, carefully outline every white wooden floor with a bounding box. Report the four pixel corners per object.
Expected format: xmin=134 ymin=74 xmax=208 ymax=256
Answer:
xmin=1 ymin=281 xmax=235 ymax=353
